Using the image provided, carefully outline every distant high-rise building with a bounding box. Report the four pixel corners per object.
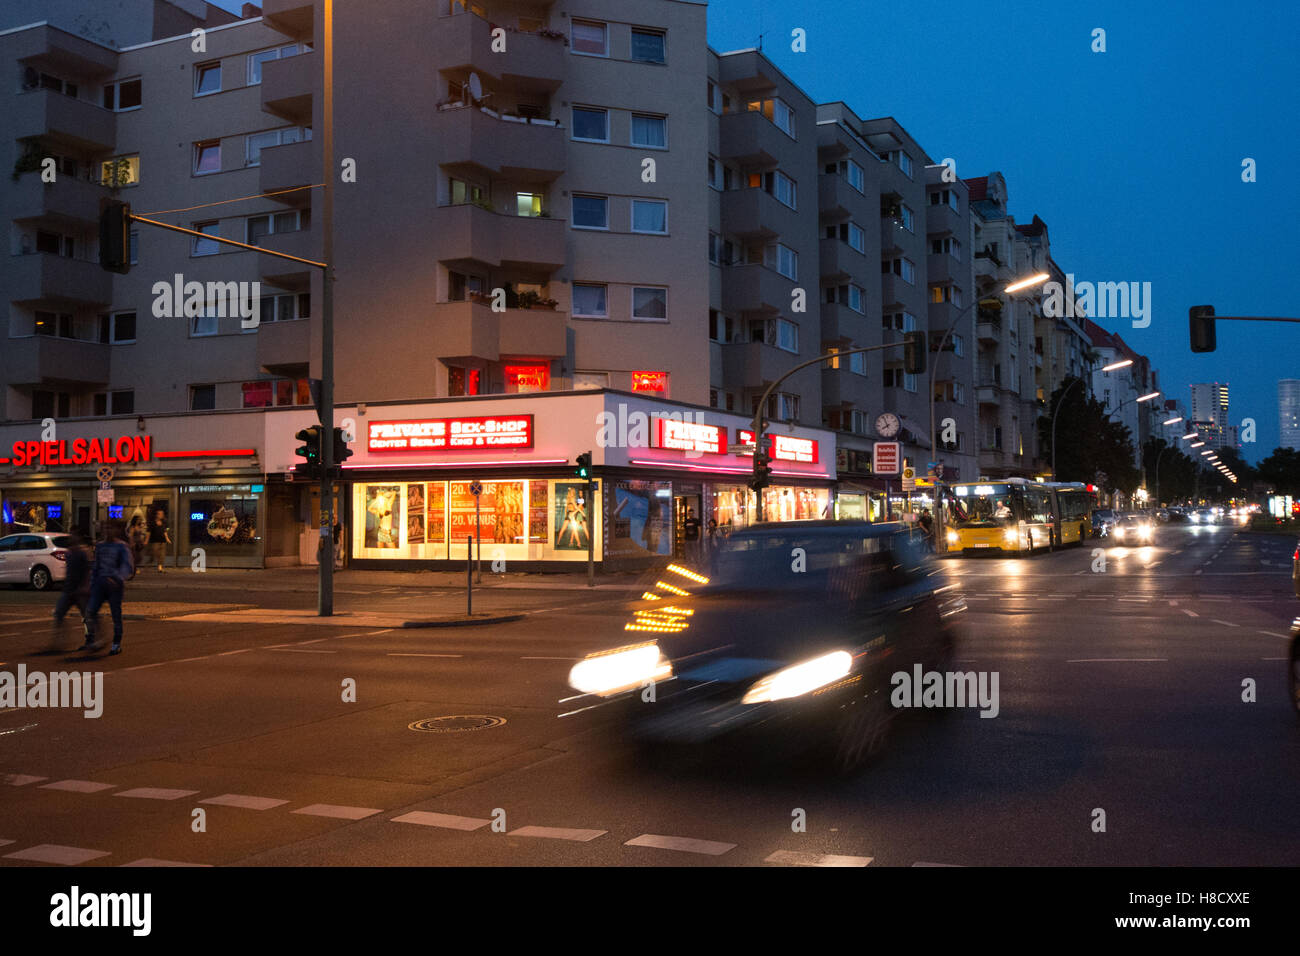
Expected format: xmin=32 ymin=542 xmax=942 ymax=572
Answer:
xmin=1190 ymin=383 xmax=1231 ymax=450
xmin=1280 ymin=379 xmax=1300 ymax=450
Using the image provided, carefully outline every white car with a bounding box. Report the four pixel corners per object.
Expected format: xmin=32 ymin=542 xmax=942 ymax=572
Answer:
xmin=0 ymin=532 xmax=73 ymax=590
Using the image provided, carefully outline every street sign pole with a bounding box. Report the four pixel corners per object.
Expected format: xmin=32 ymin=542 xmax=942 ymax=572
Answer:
xmin=587 ymin=477 xmax=595 ymax=588
xmin=317 ymin=0 xmax=336 ymax=617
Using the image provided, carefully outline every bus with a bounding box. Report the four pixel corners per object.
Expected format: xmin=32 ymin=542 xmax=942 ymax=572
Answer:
xmin=941 ymin=479 xmax=1096 ymax=554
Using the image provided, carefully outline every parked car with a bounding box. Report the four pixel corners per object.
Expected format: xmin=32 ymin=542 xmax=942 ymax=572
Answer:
xmin=566 ymin=521 xmax=966 ymax=772
xmin=0 ymin=532 xmax=73 ymax=590
xmin=1091 ymin=509 xmax=1117 ymax=538
xmin=1291 ymin=542 xmax=1300 ymax=715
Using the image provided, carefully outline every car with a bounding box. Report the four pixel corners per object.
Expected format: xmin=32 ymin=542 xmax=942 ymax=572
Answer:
xmin=1091 ymin=509 xmax=1117 ymax=538
xmin=1111 ymin=513 xmax=1155 ymax=544
xmin=0 ymin=532 xmax=73 ymax=590
xmin=1166 ymin=507 xmax=1189 ymax=524
xmin=565 ymin=521 xmax=965 ymax=772
xmin=1193 ymin=508 xmax=1217 ymax=525
xmin=1291 ymin=541 xmax=1300 ymax=716
xmin=1155 ymin=508 xmax=1170 ymax=522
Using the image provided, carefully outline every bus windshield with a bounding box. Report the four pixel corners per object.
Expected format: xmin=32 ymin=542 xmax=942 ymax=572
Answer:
xmin=948 ymin=485 xmax=1019 ymax=527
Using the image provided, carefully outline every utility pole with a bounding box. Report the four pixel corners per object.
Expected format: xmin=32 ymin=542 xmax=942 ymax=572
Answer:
xmin=318 ymin=0 xmax=336 ymax=616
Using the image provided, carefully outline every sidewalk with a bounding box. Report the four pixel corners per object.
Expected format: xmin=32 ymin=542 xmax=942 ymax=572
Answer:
xmin=132 ymin=565 xmax=651 ymax=592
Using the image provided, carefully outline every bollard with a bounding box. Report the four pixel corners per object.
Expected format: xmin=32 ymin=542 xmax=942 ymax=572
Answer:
xmin=466 ymin=535 xmax=472 ymax=616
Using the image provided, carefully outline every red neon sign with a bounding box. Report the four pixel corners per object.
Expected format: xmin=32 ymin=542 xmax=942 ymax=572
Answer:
xmin=367 ymin=416 xmax=534 ymax=453
xmin=631 ymin=370 xmax=668 ymax=393
xmin=652 ymin=419 xmax=725 ymax=455
xmin=505 ymin=365 xmax=549 ymax=392
xmin=734 ymin=429 xmax=818 ymax=463
xmin=9 ymin=436 xmax=152 ymax=468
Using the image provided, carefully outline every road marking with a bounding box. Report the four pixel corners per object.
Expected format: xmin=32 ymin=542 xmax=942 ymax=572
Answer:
xmin=625 ymin=834 xmax=736 ymax=856
xmin=1067 ymin=658 xmax=1167 ymax=663
xmin=293 ymin=804 xmax=383 ymax=820
xmin=216 ymin=648 xmax=254 ymax=656
xmin=121 ymin=656 xmax=210 ymax=672
xmin=521 ymin=656 xmax=577 ymax=661
xmin=391 ymin=810 xmax=490 ymax=831
xmin=120 ymin=858 xmax=211 ymax=867
xmin=509 ymin=826 xmax=607 ymax=842
xmin=200 ymin=794 xmax=290 ymax=811
xmin=1168 ymin=600 xmax=1178 ymax=606
xmin=765 ymin=850 xmax=872 ymax=867
xmin=115 ymin=787 xmax=200 ymax=801
xmin=913 ymin=861 xmax=965 ymax=867
xmin=1257 ymin=630 xmax=1290 ymax=638
xmin=0 ymin=839 xmax=13 ymax=847
xmin=268 ymin=648 xmax=337 ymax=654
xmin=1181 ymin=609 xmax=1199 ymax=617
xmin=1261 ymin=657 xmax=1286 ymax=661
xmin=2 ymin=774 xmax=46 ymax=786
xmin=387 ymin=653 xmax=463 ymax=658
xmin=4 ymin=844 xmax=110 ymax=865
xmin=41 ymin=780 xmax=115 ymax=793
xmin=1210 ymin=620 xmax=1241 ymax=628
xmin=0 ymin=723 xmax=38 ymax=737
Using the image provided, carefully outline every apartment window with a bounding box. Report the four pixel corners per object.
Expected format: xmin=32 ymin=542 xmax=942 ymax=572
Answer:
xmin=765 ymin=243 xmax=797 ymax=281
xmin=708 ymin=155 xmax=723 ymax=190
xmin=630 ymin=113 xmax=667 ymax=149
xmin=100 ymin=154 xmax=140 ymax=187
xmin=449 ymin=178 xmax=484 ymax=205
xmin=34 ymin=311 xmax=57 ymax=336
xmin=847 ymin=350 xmax=867 ymax=376
xmin=194 ymin=140 xmax=221 ymax=175
xmin=93 ymin=393 xmax=107 ymax=416
xmin=930 ymin=285 xmax=963 ymax=307
xmin=31 ymin=390 xmax=71 ymax=420
xmin=129 ymin=232 xmax=139 ymax=265
xmin=571 ymin=19 xmax=608 ymax=56
xmin=190 ymin=385 xmax=216 ymax=411
xmin=573 ymin=283 xmax=608 ymax=317
xmin=35 ymin=231 xmax=73 ymax=257
xmin=195 ymin=62 xmax=221 ymax=96
xmin=707 ymin=81 xmax=719 ymax=113
xmin=248 ymin=44 xmax=307 ymax=85
xmin=883 ymin=257 xmax=915 ymax=284
xmin=931 ymin=236 xmax=962 ymax=258
xmin=257 ymin=292 xmax=307 ymax=324
xmin=847 ymin=284 xmax=865 ymax=313
xmin=843 ymin=159 xmax=864 ymax=193
xmin=900 ymin=204 xmax=914 ymax=232
xmin=109 ymin=311 xmax=136 ymax=343
xmin=247 ymin=209 xmax=307 ymax=245
xmin=191 ymin=309 xmax=218 ymax=337
xmin=572 ymin=106 xmax=609 ymax=142
xmin=847 ymin=221 xmax=865 ymax=253
xmin=630 ymin=28 xmax=666 ymax=63
xmin=708 ymin=233 xmax=722 ymax=265
xmin=885 ymin=149 xmax=913 ymax=177
xmin=516 ymin=192 xmax=543 ymax=217
xmin=571 ymin=194 xmax=608 ymax=230
xmin=952 ymin=333 xmax=964 ymax=357
xmin=248 ymin=126 xmax=309 ymax=166
xmin=776 ymin=393 xmax=800 ymax=421
xmin=103 ymin=77 xmax=141 ymax=111
xmin=930 ymin=188 xmax=960 ymax=211
xmin=110 ymin=390 xmax=135 ymax=415
xmin=632 ymin=287 xmax=667 ymax=320
xmin=770 ymin=170 xmax=797 ymax=209
xmin=193 ymin=221 xmax=221 ymax=256
xmin=747 ymin=97 xmax=794 ymax=138
xmin=630 ymin=199 xmax=667 ymax=234
xmin=33 ymin=72 xmax=77 ymax=96
xmin=882 ymin=311 xmax=916 ymax=332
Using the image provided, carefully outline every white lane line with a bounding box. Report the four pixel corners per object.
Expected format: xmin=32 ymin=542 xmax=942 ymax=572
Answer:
xmin=2 ymin=774 xmax=47 ymax=786
xmin=521 ymin=656 xmax=577 ymax=661
xmin=1181 ymin=609 xmax=1199 ymax=617
xmin=295 ymin=638 xmax=330 ymax=645
xmin=267 ymin=648 xmax=337 ymax=654
xmin=114 ymin=787 xmax=200 ymax=801
xmin=200 ymin=793 xmax=290 ymax=811
xmin=386 ymin=653 xmax=463 ymax=658
xmin=1067 ymin=658 xmax=1167 ymax=663
xmin=391 ymin=811 xmax=490 ymax=831
xmin=120 ymin=656 xmax=211 ymax=672
xmin=0 ymin=839 xmax=13 ymax=847
xmin=216 ymin=648 xmax=254 ymax=656
xmin=1257 ymin=630 xmax=1290 ymax=638
xmin=120 ymin=858 xmax=211 ymax=867
xmin=913 ymin=861 xmax=965 ymax=867
xmin=293 ymin=804 xmax=383 ymax=820
xmin=5 ymin=844 xmax=110 ymax=865
xmin=1261 ymin=657 xmax=1286 ymax=661
xmin=40 ymin=780 xmax=116 ymax=793
xmin=1210 ymin=620 xmax=1241 ymax=628
xmin=1168 ymin=600 xmax=1179 ymax=606
xmin=509 ymin=826 xmax=607 ymax=842
xmin=625 ymin=833 xmax=736 ymax=856
xmin=765 ymin=850 xmax=872 ymax=867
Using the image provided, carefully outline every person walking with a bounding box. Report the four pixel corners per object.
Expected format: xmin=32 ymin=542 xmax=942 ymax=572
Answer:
xmin=682 ymin=506 xmax=702 ymax=563
xmin=51 ymin=530 xmax=92 ymax=648
xmin=127 ymin=514 xmax=147 ymax=570
xmin=82 ymin=521 xmax=134 ymax=655
xmin=148 ymin=512 xmax=170 ymax=572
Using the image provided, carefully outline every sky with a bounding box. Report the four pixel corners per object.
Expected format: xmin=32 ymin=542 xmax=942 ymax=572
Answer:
xmin=212 ymin=0 xmax=1299 ymax=461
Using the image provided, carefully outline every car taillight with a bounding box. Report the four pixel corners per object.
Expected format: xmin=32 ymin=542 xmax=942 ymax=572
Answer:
xmin=1294 ymin=545 xmax=1299 ymax=561
xmin=51 ymin=549 xmax=68 ymax=561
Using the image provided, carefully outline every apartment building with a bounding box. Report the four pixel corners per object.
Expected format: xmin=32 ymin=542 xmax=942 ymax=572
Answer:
xmin=1086 ymin=320 xmax=1159 ymax=468
xmin=1190 ymin=382 xmax=1232 ymax=452
xmin=1279 ymin=379 xmax=1300 ymax=451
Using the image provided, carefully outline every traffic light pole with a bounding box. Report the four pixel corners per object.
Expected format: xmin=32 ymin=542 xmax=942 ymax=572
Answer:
xmin=318 ymin=0 xmax=336 ymax=616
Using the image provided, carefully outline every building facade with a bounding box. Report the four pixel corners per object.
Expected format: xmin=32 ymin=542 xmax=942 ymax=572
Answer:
xmin=1278 ymin=379 xmax=1300 ymax=451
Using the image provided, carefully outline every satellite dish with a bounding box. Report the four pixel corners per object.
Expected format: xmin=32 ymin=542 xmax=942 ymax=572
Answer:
xmin=467 ymin=72 xmax=482 ymax=101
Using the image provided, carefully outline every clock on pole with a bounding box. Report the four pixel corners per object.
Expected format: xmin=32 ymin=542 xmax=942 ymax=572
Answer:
xmin=875 ymin=412 xmax=900 ymax=438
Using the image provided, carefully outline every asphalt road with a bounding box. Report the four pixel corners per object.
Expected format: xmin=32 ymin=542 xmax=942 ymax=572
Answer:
xmin=1 ymin=522 xmax=1297 ymax=867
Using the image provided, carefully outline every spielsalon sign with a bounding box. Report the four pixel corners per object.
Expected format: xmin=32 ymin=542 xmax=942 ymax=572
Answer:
xmin=7 ymin=436 xmax=152 ymax=467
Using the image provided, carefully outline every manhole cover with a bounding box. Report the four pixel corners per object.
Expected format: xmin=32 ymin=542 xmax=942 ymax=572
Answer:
xmin=408 ymin=715 xmax=506 ymax=733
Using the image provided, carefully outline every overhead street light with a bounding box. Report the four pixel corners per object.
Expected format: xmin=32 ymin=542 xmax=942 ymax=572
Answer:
xmin=1004 ymin=272 xmax=1051 ymax=294
xmin=1191 ymin=441 xmax=1205 ymax=447
xmin=1102 ymin=358 xmax=1134 ymax=372
xmin=1182 ymin=432 xmax=1199 ymax=440
xmin=1137 ymin=391 xmax=1161 ymax=403
xmin=1163 ymin=416 xmax=1183 ymax=425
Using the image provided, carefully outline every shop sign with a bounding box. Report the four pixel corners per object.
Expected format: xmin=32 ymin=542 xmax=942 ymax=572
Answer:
xmin=631 ymin=371 xmax=669 ymax=393
xmin=652 ymin=419 xmax=725 ymax=455
xmin=735 ymin=430 xmax=817 ymax=463
xmin=872 ymin=442 xmax=901 ymax=475
xmin=367 ymin=416 xmax=534 ymax=453
xmin=7 ymin=436 xmax=151 ymax=467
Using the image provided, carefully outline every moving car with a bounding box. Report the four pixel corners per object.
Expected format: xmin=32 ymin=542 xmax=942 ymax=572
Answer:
xmin=1111 ymin=513 xmax=1155 ymax=544
xmin=1292 ymin=542 xmax=1300 ymax=716
xmin=1192 ymin=508 xmax=1217 ymax=525
xmin=1091 ymin=509 xmax=1117 ymax=538
xmin=566 ymin=521 xmax=965 ymax=772
xmin=0 ymin=532 xmax=73 ymax=590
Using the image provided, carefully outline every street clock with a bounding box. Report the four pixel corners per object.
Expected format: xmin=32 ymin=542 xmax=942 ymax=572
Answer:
xmin=875 ymin=412 xmax=901 ymax=438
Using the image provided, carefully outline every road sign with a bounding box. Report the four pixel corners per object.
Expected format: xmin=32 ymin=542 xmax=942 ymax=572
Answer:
xmin=901 ymin=466 xmax=916 ymax=491
xmin=873 ymin=442 xmax=901 ymax=475
xmin=96 ymin=466 xmax=114 ymax=483
xmin=96 ymin=488 xmax=114 ymax=504
xmin=469 ymin=481 xmax=483 ymax=497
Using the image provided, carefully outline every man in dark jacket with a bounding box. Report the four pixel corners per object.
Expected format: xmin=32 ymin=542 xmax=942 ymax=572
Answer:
xmin=52 ymin=530 xmax=92 ymax=647
xmin=83 ymin=521 xmax=134 ymax=655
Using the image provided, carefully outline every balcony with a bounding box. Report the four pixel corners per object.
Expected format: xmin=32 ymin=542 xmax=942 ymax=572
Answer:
xmin=430 ymin=300 xmax=566 ymax=363
xmin=255 ymin=228 xmax=320 ymax=287
xmin=433 ymin=204 xmax=566 ymax=272
xmin=976 ymin=320 xmax=1001 ymax=345
xmin=976 ymin=386 xmax=998 ymax=407
xmin=721 ymin=187 xmax=800 ymax=241
xmin=819 ymin=238 xmax=855 ymax=281
xmin=261 ymin=52 xmax=314 ymax=123
xmin=880 ymin=218 xmax=907 ymax=255
xmin=434 ymin=12 xmax=565 ymax=91
xmin=2 ymin=335 xmax=110 ymax=387
xmin=256 ymin=318 xmax=311 ymax=376
xmin=8 ymin=253 xmax=112 ymax=308
xmin=819 ymin=176 xmax=867 ymax=218
xmin=12 ymin=89 xmax=114 ymax=151
xmin=821 ymin=302 xmax=872 ymax=343
xmin=926 ymin=201 xmax=960 ymax=236
xmin=719 ymin=110 xmax=793 ymax=167
xmin=10 ymin=172 xmax=110 ymax=228
xmin=721 ymin=340 xmax=799 ymax=388
xmin=721 ymin=263 xmax=794 ymax=315
xmin=260 ymin=139 xmax=318 ymax=204
xmin=434 ymin=104 xmax=565 ymax=181
xmin=927 ymin=252 xmax=955 ymax=284
xmin=928 ymin=300 xmax=962 ymax=332
xmin=881 ymin=272 xmax=913 ymax=308
xmin=262 ymin=0 xmax=313 ymax=36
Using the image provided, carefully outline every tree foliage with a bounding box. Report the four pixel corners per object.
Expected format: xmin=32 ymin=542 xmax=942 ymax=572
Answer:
xmin=1038 ymin=376 xmax=1139 ymax=495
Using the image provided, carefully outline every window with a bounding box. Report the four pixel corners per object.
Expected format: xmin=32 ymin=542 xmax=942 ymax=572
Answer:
xmin=952 ymin=333 xmax=964 ymax=357
xmin=195 ymin=62 xmax=221 ymax=96
xmin=747 ymin=97 xmax=794 ymax=138
xmin=512 ymin=192 xmax=542 ymax=217
xmin=35 ymin=230 xmax=73 ymax=257
xmin=632 ymin=287 xmax=667 ymax=320
xmin=850 ymin=350 xmax=867 ymax=375
xmin=883 ymin=257 xmax=915 ymax=284
xmin=103 ymin=77 xmax=141 ymax=111
xmin=708 ymin=233 xmax=722 ymax=265
xmin=843 ymin=159 xmax=864 ymax=193
xmin=847 ymin=221 xmax=865 ymax=253
xmin=766 ymin=243 xmax=797 ymax=281
xmin=708 ymin=155 xmax=723 ymax=190
xmin=631 ymin=199 xmax=667 ymax=234
xmin=111 ymin=390 xmax=135 ymax=415
xmin=776 ymin=318 xmax=798 ymax=353
xmin=193 ymin=221 xmax=221 ymax=256
xmin=885 ymin=149 xmax=912 ymax=177
xmin=109 ymin=311 xmax=136 ymax=343
xmin=707 ymin=81 xmax=719 ymax=113
xmin=630 ymin=113 xmax=667 ymax=149
xmin=246 ymin=126 xmax=309 ymax=166
xmin=129 ymin=231 xmax=138 ymax=265
xmin=242 ymin=381 xmax=273 ymax=408
xmin=190 ymin=385 xmax=216 ymax=410
xmin=572 ymin=106 xmax=609 ymax=142
xmin=248 ymin=44 xmax=307 ymax=84
xmin=630 ymin=28 xmax=666 ymax=63
xmin=191 ymin=309 xmax=218 ymax=337
xmin=34 ymin=72 xmax=77 ymax=96
xmin=847 ymin=284 xmax=865 ymax=313
xmin=31 ymin=390 xmax=70 ymax=420
xmin=257 ymin=292 xmax=307 ymax=324
xmin=247 ymin=209 xmax=307 ymax=244
xmin=930 ymin=188 xmax=960 ymax=211
xmin=930 ymin=285 xmax=963 ymax=308
xmin=100 ymin=154 xmax=140 ymax=187
xmin=899 ymin=204 xmax=914 ymax=232
xmin=573 ymin=283 xmax=608 ymax=317
xmin=571 ymin=194 xmax=608 ymax=229
xmin=882 ymin=311 xmax=916 ymax=332
xmin=194 ymin=140 xmax=221 ymax=175
xmin=573 ymin=371 xmax=609 ymax=390
xmin=449 ymin=178 xmax=484 ymax=205
xmin=771 ymin=170 xmax=797 ymax=209
xmin=571 ymin=19 xmax=607 ymax=56
xmin=448 ymin=367 xmax=482 ymax=397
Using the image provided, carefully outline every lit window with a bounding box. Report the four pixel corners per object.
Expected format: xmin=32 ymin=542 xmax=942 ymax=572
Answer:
xmin=100 ymin=155 xmax=140 ymax=187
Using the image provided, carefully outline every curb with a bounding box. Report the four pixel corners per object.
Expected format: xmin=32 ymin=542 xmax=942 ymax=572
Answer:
xmin=400 ymin=613 xmax=528 ymax=629
xmin=122 ymin=604 xmax=258 ymax=621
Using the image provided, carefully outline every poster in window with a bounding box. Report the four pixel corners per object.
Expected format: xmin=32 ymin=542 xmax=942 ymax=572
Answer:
xmin=426 ymin=482 xmax=446 ymax=543
xmin=553 ymin=482 xmax=592 ymax=551
xmin=449 ymin=481 xmax=491 ymax=542
xmin=492 ymin=481 xmax=525 ymax=544
xmin=528 ymin=481 xmax=548 ymax=543
xmin=406 ymin=483 xmax=425 ymax=544
xmin=611 ymin=482 xmax=669 ymax=556
xmin=364 ymin=485 xmax=401 ymax=548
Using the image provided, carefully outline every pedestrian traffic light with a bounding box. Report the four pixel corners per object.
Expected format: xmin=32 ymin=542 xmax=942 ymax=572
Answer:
xmin=295 ymin=425 xmax=322 ymax=477
xmin=98 ymin=199 xmax=131 ymax=274
xmin=749 ymin=450 xmax=772 ymax=493
xmin=574 ymin=451 xmax=592 ymax=481
xmin=332 ymin=426 xmax=353 ymax=467
xmin=1189 ymin=305 xmax=1216 ymax=353
xmin=903 ymin=330 xmax=926 ymax=374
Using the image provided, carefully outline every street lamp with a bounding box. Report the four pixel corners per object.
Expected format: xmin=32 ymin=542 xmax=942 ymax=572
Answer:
xmin=1162 ymin=416 xmax=1183 ymax=426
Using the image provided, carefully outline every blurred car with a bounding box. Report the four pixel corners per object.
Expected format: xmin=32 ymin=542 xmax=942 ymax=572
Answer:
xmin=1155 ymin=508 xmax=1170 ymax=522
xmin=1091 ymin=509 xmax=1117 ymax=538
xmin=1291 ymin=541 xmax=1299 ymax=716
xmin=1166 ymin=507 xmax=1189 ymax=524
xmin=0 ymin=532 xmax=73 ymax=590
xmin=566 ymin=521 xmax=965 ymax=772
xmin=1111 ymin=513 xmax=1155 ymax=544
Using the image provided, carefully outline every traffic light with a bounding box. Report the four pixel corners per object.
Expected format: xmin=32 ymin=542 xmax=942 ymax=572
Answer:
xmin=749 ymin=450 xmax=772 ymax=493
xmin=903 ymin=330 xmax=926 ymax=374
xmin=1189 ymin=305 xmax=1216 ymax=353
xmin=574 ymin=450 xmax=592 ymax=481
xmin=332 ymin=426 xmax=353 ymax=467
xmin=98 ymin=199 xmax=131 ymax=274
xmin=295 ymin=425 xmax=322 ymax=478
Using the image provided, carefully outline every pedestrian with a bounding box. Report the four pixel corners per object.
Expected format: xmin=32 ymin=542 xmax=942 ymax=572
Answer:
xmin=82 ymin=520 xmax=134 ymax=655
xmin=682 ymin=506 xmax=701 ymax=563
xmin=148 ymin=512 xmax=170 ymax=572
xmin=51 ymin=530 xmax=92 ymax=647
xmin=332 ymin=521 xmax=344 ymax=570
xmin=127 ymin=514 xmax=147 ymax=570
xmin=917 ymin=509 xmax=935 ymax=552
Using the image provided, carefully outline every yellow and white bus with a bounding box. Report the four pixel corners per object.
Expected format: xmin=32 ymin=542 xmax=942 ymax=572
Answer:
xmin=942 ymin=479 xmax=1097 ymax=554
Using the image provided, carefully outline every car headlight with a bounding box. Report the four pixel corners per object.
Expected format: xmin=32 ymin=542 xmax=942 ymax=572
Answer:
xmin=1113 ymin=526 xmax=1126 ymax=539
xmin=741 ymin=650 xmax=853 ymax=704
xmin=569 ymin=643 xmax=672 ymax=697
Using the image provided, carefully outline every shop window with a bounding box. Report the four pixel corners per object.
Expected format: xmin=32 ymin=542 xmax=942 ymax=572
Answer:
xmin=241 ymin=381 xmax=273 ymax=407
xmin=505 ymin=365 xmax=550 ymax=393
xmin=110 ymin=390 xmax=134 ymax=414
xmin=190 ymin=384 xmax=216 ymax=410
xmin=448 ymin=366 xmax=481 ymax=396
